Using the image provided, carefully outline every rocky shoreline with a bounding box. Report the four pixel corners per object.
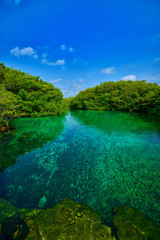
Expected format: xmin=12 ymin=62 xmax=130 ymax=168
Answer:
xmin=0 ymin=198 xmax=160 ymax=240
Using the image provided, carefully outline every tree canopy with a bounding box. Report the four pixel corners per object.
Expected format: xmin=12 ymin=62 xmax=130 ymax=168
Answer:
xmin=70 ymin=80 xmax=160 ymax=116
xmin=0 ymin=63 xmax=67 ymax=127
xmin=1 ymin=63 xmax=160 ymax=128
xmin=0 ymin=86 xmax=18 ymax=127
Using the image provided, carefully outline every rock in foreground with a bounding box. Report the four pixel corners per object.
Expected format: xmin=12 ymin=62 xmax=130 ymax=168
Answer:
xmin=1 ymin=198 xmax=160 ymax=240
xmin=113 ymin=206 xmax=160 ymax=240
xmin=0 ymin=198 xmax=115 ymax=240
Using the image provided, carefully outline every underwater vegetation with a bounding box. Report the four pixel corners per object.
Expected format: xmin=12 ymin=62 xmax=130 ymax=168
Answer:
xmin=0 ymin=111 xmax=160 ymax=231
xmin=0 ymin=198 xmax=160 ymax=240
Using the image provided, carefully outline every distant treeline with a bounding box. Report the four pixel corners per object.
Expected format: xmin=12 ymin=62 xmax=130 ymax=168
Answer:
xmin=0 ymin=63 xmax=68 ymax=127
xmin=70 ymin=80 xmax=160 ymax=116
xmin=1 ymin=63 xmax=160 ymax=128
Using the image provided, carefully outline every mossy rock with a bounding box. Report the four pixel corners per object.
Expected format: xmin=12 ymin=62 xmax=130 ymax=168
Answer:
xmin=0 ymin=198 xmax=115 ymax=240
xmin=0 ymin=216 xmax=41 ymax=240
xmin=34 ymin=199 xmax=115 ymax=240
xmin=113 ymin=206 xmax=160 ymax=240
xmin=0 ymin=198 xmax=18 ymax=224
xmin=0 ymin=198 xmax=41 ymax=240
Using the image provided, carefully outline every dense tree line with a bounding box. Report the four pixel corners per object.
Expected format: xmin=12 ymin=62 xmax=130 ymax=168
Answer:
xmin=0 ymin=63 xmax=68 ymax=127
xmin=70 ymin=80 xmax=160 ymax=116
xmin=1 ymin=63 xmax=160 ymax=128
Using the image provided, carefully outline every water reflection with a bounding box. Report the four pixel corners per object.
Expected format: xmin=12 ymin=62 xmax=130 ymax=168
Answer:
xmin=70 ymin=110 xmax=160 ymax=134
xmin=0 ymin=114 xmax=66 ymax=172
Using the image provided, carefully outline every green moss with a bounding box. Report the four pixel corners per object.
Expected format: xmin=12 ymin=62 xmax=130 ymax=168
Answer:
xmin=113 ymin=206 xmax=160 ymax=240
xmin=33 ymin=199 xmax=115 ymax=240
xmin=1 ymin=198 xmax=160 ymax=239
xmin=0 ymin=198 xmax=115 ymax=240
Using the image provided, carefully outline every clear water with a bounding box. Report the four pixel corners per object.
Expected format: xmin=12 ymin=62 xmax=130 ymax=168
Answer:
xmin=0 ymin=110 xmax=160 ymax=226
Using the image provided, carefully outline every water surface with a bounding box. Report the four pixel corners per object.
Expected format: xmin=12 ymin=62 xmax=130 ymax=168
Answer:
xmin=0 ymin=110 xmax=160 ymax=226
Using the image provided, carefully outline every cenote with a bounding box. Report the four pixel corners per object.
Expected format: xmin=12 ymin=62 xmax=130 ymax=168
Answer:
xmin=0 ymin=110 xmax=160 ymax=227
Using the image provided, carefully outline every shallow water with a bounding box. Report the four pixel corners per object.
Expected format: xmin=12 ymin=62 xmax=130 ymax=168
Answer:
xmin=0 ymin=110 xmax=160 ymax=226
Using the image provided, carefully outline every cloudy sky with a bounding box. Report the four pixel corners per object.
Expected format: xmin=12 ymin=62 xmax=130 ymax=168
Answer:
xmin=0 ymin=0 xmax=160 ymax=97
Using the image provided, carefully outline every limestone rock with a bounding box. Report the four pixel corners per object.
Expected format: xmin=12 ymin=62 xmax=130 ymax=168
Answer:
xmin=0 ymin=198 xmax=115 ymax=240
xmin=1 ymin=216 xmax=41 ymax=240
xmin=0 ymin=198 xmax=41 ymax=240
xmin=113 ymin=205 xmax=160 ymax=240
xmin=34 ymin=199 xmax=115 ymax=240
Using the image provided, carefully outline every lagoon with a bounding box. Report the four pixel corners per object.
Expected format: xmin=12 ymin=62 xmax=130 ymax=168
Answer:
xmin=0 ymin=110 xmax=160 ymax=226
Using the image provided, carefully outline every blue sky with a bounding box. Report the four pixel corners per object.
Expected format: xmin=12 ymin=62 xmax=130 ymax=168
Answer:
xmin=0 ymin=0 xmax=160 ymax=97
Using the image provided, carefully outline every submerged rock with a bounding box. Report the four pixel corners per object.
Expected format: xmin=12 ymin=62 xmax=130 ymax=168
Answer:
xmin=1 ymin=198 xmax=160 ymax=240
xmin=34 ymin=198 xmax=115 ymax=240
xmin=38 ymin=196 xmax=47 ymax=208
xmin=0 ymin=198 xmax=41 ymax=240
xmin=1 ymin=216 xmax=41 ymax=240
xmin=0 ymin=198 xmax=115 ymax=240
xmin=113 ymin=206 xmax=160 ymax=240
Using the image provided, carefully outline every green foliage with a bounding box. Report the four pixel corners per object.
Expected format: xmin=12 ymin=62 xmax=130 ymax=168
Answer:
xmin=70 ymin=80 xmax=160 ymax=116
xmin=113 ymin=206 xmax=160 ymax=240
xmin=0 ymin=63 xmax=5 ymax=83
xmin=1 ymin=62 xmax=159 ymax=128
xmin=63 ymin=97 xmax=74 ymax=110
xmin=0 ymin=85 xmax=19 ymax=127
xmin=0 ymin=63 xmax=66 ymax=127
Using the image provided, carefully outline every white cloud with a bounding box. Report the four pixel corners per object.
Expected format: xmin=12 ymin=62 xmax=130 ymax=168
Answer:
xmin=10 ymin=46 xmax=36 ymax=57
xmin=121 ymin=75 xmax=137 ymax=81
xmin=101 ymin=67 xmax=116 ymax=74
xmin=154 ymin=57 xmax=160 ymax=63
xmin=50 ymin=78 xmax=62 ymax=83
xmin=41 ymin=58 xmax=48 ymax=64
xmin=42 ymin=52 xmax=48 ymax=58
xmin=61 ymin=44 xmax=67 ymax=51
xmin=60 ymin=44 xmax=74 ymax=53
xmin=148 ymin=73 xmax=160 ymax=83
xmin=41 ymin=58 xmax=65 ymax=66
xmin=56 ymin=60 xmax=65 ymax=65
xmin=72 ymin=58 xmax=87 ymax=66
xmin=73 ymin=58 xmax=79 ymax=64
xmin=33 ymin=54 xmax=38 ymax=59
xmin=60 ymin=79 xmax=85 ymax=98
xmin=73 ymin=83 xmax=81 ymax=90
xmin=61 ymin=88 xmax=80 ymax=97
xmin=69 ymin=47 xmax=74 ymax=52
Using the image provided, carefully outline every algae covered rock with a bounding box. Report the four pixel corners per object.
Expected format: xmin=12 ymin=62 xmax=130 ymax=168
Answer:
xmin=1 ymin=216 xmax=41 ymax=240
xmin=0 ymin=198 xmax=41 ymax=240
xmin=34 ymin=199 xmax=115 ymax=240
xmin=1 ymin=198 xmax=160 ymax=240
xmin=0 ymin=197 xmax=18 ymax=225
xmin=0 ymin=198 xmax=114 ymax=240
xmin=113 ymin=206 xmax=160 ymax=240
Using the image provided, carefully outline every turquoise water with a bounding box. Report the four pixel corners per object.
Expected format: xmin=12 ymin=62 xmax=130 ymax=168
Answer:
xmin=0 ymin=110 xmax=160 ymax=226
